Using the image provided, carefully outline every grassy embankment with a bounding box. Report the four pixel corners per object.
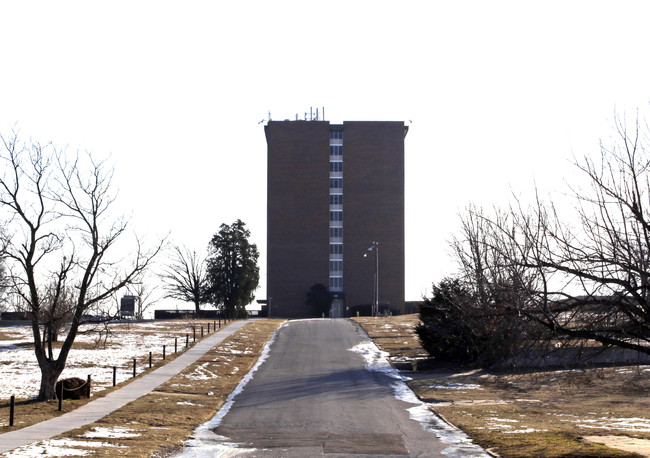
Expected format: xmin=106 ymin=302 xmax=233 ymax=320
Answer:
xmin=353 ymin=314 xmax=650 ymax=458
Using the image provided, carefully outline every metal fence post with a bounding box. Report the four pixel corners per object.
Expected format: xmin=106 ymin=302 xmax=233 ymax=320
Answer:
xmin=133 ymin=358 xmax=136 ymax=378
xmin=58 ymin=382 xmax=63 ymax=411
xmin=9 ymin=395 xmax=15 ymax=426
xmin=113 ymin=366 xmax=117 ymax=386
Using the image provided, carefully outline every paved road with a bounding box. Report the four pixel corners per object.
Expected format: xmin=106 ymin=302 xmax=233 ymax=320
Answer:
xmin=196 ymin=319 xmax=450 ymax=457
xmin=0 ymin=320 xmax=250 ymax=455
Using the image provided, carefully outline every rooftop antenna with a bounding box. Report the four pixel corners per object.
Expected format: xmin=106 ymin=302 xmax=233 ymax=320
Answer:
xmin=316 ymin=107 xmax=319 ymax=121
xmin=268 ymin=110 xmax=272 ymax=121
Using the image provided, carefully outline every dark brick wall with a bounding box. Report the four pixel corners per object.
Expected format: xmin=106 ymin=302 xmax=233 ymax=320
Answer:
xmin=265 ymin=120 xmax=406 ymax=317
xmin=266 ymin=121 xmax=330 ymax=317
xmin=342 ymin=121 xmax=406 ymax=315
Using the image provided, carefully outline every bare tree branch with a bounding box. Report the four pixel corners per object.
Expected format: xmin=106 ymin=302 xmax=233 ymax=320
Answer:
xmin=0 ymin=130 xmax=163 ymax=400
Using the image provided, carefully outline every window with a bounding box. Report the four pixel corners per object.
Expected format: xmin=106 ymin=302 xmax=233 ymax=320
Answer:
xmin=330 ymin=194 xmax=343 ymax=205
xmin=329 ymin=277 xmax=343 ymax=289
xmin=329 ymin=145 xmax=343 ymax=155
xmin=329 ymin=227 xmax=343 ymax=238
xmin=329 ymin=178 xmax=343 ymax=188
xmin=330 ymin=130 xmax=343 ymax=140
xmin=330 ymin=161 xmax=343 ymax=172
xmin=329 ymin=211 xmax=343 ymax=222
xmin=329 ymin=260 xmax=343 ymax=271
xmin=330 ymin=243 xmax=343 ymax=254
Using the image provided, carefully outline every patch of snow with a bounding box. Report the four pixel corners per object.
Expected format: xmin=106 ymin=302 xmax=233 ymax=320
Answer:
xmin=487 ymin=424 xmax=513 ymax=430
xmin=486 ymin=417 xmax=519 ymax=422
xmin=4 ymin=438 xmax=123 ymax=456
xmin=349 ymin=336 xmax=489 ymax=457
xmin=429 ymin=383 xmax=483 ymax=390
xmin=182 ymin=362 xmax=218 ymax=381
xmin=177 ymin=401 xmax=197 ymax=406
xmin=82 ymin=426 xmax=141 ymax=438
xmin=576 ymin=417 xmax=650 ymax=432
xmin=173 ymin=324 xmax=281 ymax=457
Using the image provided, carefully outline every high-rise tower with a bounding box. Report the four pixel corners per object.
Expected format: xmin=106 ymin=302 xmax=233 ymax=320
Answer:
xmin=265 ymin=119 xmax=407 ymax=318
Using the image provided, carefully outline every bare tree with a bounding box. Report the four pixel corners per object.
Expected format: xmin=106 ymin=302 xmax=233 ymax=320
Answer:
xmin=161 ymin=244 xmax=208 ymax=313
xmin=37 ymin=278 xmax=77 ymax=342
xmin=451 ymin=114 xmax=650 ymax=358
xmin=447 ymin=204 xmax=546 ymax=365
xmin=0 ymin=227 xmax=7 ymax=312
xmin=530 ymin=114 xmax=650 ymax=353
xmin=0 ymin=130 xmax=162 ymax=400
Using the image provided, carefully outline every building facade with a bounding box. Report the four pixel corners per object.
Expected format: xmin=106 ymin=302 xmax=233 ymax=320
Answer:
xmin=265 ymin=120 xmax=407 ymax=318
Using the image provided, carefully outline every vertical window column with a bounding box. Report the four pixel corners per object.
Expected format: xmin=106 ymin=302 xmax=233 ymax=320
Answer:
xmin=329 ymin=128 xmax=343 ymax=292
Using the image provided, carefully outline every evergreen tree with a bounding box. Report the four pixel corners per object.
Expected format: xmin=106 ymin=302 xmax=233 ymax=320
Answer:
xmin=206 ymin=220 xmax=259 ymax=318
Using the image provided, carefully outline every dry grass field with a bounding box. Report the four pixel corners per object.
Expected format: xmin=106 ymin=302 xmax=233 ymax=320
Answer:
xmin=0 ymin=319 xmax=237 ymax=431
xmin=1 ymin=319 xmax=284 ymax=457
xmin=4 ymin=316 xmax=650 ymax=457
xmin=353 ymin=314 xmax=650 ymax=458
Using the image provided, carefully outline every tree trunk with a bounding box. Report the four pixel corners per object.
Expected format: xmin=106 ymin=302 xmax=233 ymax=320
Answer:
xmin=37 ymin=360 xmax=64 ymax=401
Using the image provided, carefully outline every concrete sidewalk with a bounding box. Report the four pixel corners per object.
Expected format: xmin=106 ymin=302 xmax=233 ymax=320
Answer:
xmin=0 ymin=319 xmax=250 ymax=454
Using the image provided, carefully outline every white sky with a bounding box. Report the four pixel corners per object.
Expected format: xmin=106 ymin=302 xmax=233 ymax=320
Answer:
xmin=2 ymin=1 xmax=650 ymax=306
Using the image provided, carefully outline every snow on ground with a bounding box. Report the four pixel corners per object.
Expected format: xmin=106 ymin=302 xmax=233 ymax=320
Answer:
xmin=549 ymin=412 xmax=650 ymax=433
xmin=576 ymin=417 xmax=650 ymax=432
xmin=172 ymin=320 xmax=488 ymax=458
xmin=348 ymin=337 xmax=490 ymax=458
xmin=478 ymin=416 xmax=546 ymax=433
xmin=3 ymin=438 xmax=124 ymax=457
xmin=0 ymin=321 xmax=196 ymax=399
xmin=81 ymin=426 xmax=141 ymax=439
xmin=428 ymin=382 xmax=483 ymax=390
xmin=173 ymin=324 xmax=281 ymax=457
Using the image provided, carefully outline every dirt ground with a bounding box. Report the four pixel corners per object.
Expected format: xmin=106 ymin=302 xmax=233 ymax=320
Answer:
xmin=353 ymin=315 xmax=650 ymax=458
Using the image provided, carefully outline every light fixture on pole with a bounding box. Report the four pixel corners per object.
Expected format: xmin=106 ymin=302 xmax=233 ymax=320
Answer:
xmin=366 ymin=241 xmax=379 ymax=317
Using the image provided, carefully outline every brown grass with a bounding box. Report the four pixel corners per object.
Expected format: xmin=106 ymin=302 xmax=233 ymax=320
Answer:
xmin=0 ymin=320 xmax=279 ymax=429
xmin=2 ymin=319 xmax=283 ymax=457
xmin=352 ymin=314 xmax=428 ymax=361
xmin=0 ymin=345 xmax=183 ymax=432
xmin=353 ymin=314 xmax=650 ymax=458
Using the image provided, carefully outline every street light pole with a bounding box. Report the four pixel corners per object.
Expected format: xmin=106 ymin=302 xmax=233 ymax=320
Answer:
xmin=367 ymin=241 xmax=380 ymax=317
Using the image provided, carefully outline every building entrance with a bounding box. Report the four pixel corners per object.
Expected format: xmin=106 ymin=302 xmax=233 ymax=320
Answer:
xmin=330 ymin=298 xmax=344 ymax=318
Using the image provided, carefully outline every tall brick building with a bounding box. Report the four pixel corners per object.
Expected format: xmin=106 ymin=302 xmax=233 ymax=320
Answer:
xmin=265 ymin=119 xmax=407 ymax=318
